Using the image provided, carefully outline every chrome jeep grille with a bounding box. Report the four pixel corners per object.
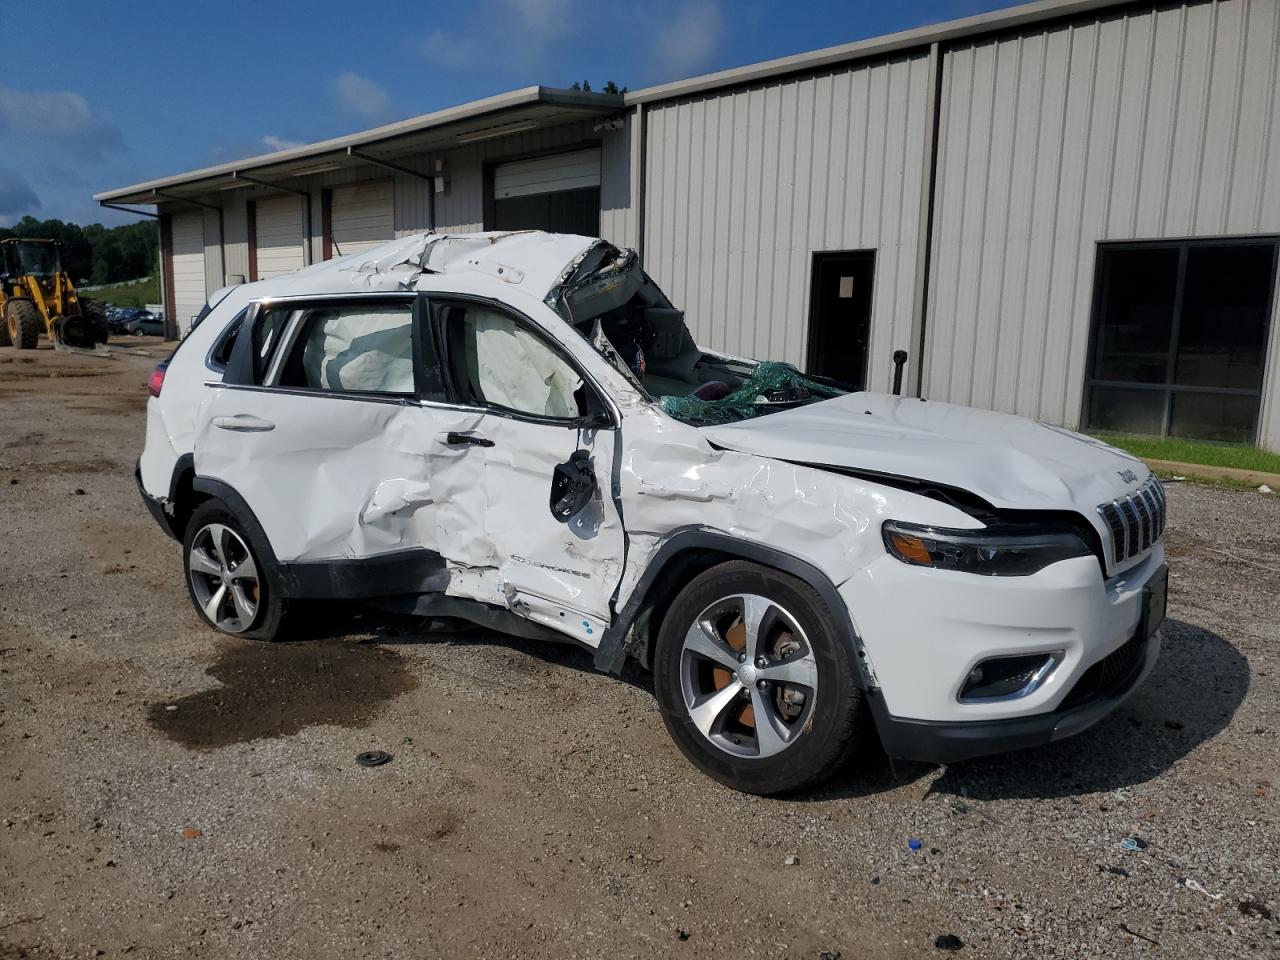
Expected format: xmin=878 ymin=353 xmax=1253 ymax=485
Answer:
xmin=1098 ymin=476 xmax=1166 ymax=565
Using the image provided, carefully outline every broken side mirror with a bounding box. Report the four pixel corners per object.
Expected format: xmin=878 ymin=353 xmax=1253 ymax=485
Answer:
xmin=550 ymin=449 xmax=598 ymax=523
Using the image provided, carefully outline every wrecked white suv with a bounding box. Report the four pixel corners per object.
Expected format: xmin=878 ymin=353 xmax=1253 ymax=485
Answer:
xmin=138 ymin=231 xmax=1168 ymax=794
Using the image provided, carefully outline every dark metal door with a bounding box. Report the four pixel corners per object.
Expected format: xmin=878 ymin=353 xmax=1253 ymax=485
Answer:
xmin=806 ymin=251 xmax=875 ymax=389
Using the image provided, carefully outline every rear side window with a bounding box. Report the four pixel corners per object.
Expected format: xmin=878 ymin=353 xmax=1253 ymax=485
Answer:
xmin=275 ymin=303 xmax=414 ymax=395
xmin=207 ymin=311 xmax=246 ymax=372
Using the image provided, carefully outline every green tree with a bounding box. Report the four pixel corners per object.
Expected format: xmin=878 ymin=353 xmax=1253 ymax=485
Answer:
xmin=569 ymin=80 xmax=626 ymax=94
xmin=0 ymin=216 xmax=157 ymax=285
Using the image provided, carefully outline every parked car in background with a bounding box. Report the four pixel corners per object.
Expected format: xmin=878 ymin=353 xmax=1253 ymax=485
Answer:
xmin=123 ymin=311 xmax=164 ymax=336
xmin=136 ymin=230 xmax=1168 ymax=795
xmin=104 ymin=306 xmax=134 ymax=334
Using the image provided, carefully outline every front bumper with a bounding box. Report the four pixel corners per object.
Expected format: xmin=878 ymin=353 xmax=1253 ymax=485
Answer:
xmin=842 ymin=545 xmax=1166 ymax=724
xmin=868 ymin=628 xmax=1160 ymax=763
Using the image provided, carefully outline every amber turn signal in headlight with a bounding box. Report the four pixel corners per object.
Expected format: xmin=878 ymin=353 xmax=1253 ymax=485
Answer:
xmin=884 ymin=529 xmax=934 ymax=565
xmin=881 ymin=519 xmax=1092 ymax=576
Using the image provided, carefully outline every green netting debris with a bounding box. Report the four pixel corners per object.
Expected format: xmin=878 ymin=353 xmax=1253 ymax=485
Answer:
xmin=658 ymin=361 xmax=842 ymax=426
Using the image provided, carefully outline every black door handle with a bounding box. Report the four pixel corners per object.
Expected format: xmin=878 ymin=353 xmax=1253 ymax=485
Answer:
xmin=445 ymin=432 xmax=494 ymax=447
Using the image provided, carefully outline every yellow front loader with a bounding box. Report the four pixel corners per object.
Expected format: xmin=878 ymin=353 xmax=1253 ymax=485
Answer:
xmin=0 ymin=238 xmax=109 ymax=349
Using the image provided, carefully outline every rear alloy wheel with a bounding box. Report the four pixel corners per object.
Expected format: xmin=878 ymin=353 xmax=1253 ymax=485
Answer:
xmin=655 ymin=561 xmax=871 ymax=794
xmin=183 ymin=500 xmax=287 ymax=640
xmin=188 ymin=523 xmax=261 ymax=633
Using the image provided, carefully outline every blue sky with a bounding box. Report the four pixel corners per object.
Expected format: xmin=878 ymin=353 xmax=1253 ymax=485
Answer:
xmin=1 ymin=0 xmax=1012 ymax=227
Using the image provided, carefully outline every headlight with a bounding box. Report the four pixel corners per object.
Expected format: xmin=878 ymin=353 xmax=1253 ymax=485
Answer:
xmin=882 ymin=519 xmax=1092 ymax=576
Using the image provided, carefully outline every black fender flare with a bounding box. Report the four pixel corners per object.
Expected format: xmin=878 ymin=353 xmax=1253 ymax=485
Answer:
xmin=592 ymin=527 xmax=875 ymax=692
xmin=191 ymin=475 xmax=285 ymax=572
xmin=168 ymin=453 xmax=195 ymax=504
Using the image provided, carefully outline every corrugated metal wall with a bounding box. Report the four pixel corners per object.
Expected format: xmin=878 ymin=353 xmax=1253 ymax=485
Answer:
xmin=925 ymin=0 xmax=1280 ymax=448
xmin=199 ymin=208 xmax=223 ymax=298
xmin=196 ymin=118 xmax=637 ymax=291
xmin=642 ymin=54 xmax=933 ymax=391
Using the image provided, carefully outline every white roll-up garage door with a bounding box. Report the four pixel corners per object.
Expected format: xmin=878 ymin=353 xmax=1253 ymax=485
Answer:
xmin=331 ymin=181 xmax=394 ymax=258
xmin=170 ymin=211 xmax=206 ymax=336
xmin=492 ymin=149 xmax=601 ymax=235
xmin=494 ymin=149 xmax=601 ymax=199
xmin=255 ymin=195 xmax=305 ymax=279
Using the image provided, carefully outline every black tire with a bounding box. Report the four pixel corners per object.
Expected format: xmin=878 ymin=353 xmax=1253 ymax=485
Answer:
xmin=182 ymin=499 xmax=289 ymax=641
xmin=653 ymin=560 xmax=872 ymax=795
xmin=6 ymin=299 xmax=41 ymax=350
xmin=0 ymin=304 xmax=10 ymax=347
xmin=78 ymin=300 xmax=110 ymax=346
xmin=57 ymin=314 xmax=102 ymax=348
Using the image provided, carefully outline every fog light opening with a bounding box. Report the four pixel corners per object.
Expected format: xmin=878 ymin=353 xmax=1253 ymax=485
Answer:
xmin=958 ymin=651 xmax=1063 ymax=703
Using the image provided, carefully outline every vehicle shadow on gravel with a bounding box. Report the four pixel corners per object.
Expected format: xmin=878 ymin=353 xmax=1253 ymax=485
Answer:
xmin=287 ymin=602 xmax=657 ymax=694
xmin=923 ymin=618 xmax=1249 ymax=801
xmin=281 ymin=607 xmax=1248 ymax=803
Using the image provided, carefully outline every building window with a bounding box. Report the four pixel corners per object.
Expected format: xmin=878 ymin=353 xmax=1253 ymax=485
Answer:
xmin=1084 ymin=239 xmax=1278 ymax=444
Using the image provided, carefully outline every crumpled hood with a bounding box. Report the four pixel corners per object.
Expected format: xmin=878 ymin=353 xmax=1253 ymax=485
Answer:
xmin=702 ymin=392 xmax=1148 ymax=515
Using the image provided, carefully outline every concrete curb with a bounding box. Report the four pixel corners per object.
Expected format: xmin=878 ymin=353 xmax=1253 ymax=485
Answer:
xmin=1141 ymin=457 xmax=1280 ymax=490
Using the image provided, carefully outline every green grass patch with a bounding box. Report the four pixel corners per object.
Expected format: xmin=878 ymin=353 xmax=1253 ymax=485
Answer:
xmin=1092 ymin=433 xmax=1280 ymax=475
xmin=1177 ymin=474 xmax=1264 ymax=493
xmin=85 ymin=276 xmax=159 ymax=310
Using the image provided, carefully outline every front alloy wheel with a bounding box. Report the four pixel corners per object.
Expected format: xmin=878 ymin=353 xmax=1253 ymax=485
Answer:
xmin=655 ymin=561 xmax=871 ymax=795
xmin=679 ymin=593 xmax=818 ymax=758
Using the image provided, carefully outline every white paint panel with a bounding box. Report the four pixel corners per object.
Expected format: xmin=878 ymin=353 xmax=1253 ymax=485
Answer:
xmin=494 ymin=148 xmax=601 ymax=199
xmin=170 ymin=210 xmax=205 ymax=335
xmin=332 ymin=180 xmax=395 ymax=258
xmin=256 ymin=195 xmax=305 ymax=279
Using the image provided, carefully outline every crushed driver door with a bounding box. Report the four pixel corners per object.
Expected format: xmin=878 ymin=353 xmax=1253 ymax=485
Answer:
xmin=423 ymin=295 xmax=626 ymax=646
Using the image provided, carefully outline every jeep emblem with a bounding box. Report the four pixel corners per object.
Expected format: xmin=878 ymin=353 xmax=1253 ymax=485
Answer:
xmin=1117 ymin=469 xmax=1138 ymax=484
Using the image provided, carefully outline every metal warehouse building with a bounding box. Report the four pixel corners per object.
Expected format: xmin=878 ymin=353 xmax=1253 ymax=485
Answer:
xmin=98 ymin=0 xmax=1280 ymax=450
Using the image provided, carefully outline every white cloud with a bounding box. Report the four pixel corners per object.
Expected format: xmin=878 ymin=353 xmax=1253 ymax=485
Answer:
xmin=0 ymin=86 xmax=91 ymax=136
xmin=0 ymin=168 xmax=41 ymax=223
xmin=261 ymin=135 xmax=303 ymax=152
xmin=504 ymin=0 xmax=572 ymax=35
xmin=652 ymin=0 xmax=724 ymax=80
xmin=417 ymin=29 xmax=476 ymax=71
xmin=414 ymin=0 xmax=574 ymax=74
xmin=0 ymin=84 xmax=124 ymax=163
xmin=331 ymin=72 xmax=392 ymax=122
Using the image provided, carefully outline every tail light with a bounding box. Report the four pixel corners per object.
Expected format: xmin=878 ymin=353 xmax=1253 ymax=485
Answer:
xmin=147 ymin=363 xmax=168 ymax=398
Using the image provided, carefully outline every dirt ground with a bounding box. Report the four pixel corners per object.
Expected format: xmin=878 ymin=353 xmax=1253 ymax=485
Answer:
xmin=1 ymin=340 xmax=1277 ymax=959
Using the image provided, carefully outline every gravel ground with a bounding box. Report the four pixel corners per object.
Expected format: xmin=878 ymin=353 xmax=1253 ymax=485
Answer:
xmin=1 ymin=342 xmax=1277 ymax=959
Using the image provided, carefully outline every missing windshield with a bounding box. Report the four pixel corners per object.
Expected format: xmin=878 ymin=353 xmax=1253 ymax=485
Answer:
xmin=550 ymin=242 xmax=847 ymax=426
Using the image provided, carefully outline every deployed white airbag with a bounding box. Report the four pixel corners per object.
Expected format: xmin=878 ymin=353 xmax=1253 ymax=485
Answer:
xmin=471 ymin=309 xmax=580 ymax=418
xmin=301 ymin=307 xmax=414 ymax=393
